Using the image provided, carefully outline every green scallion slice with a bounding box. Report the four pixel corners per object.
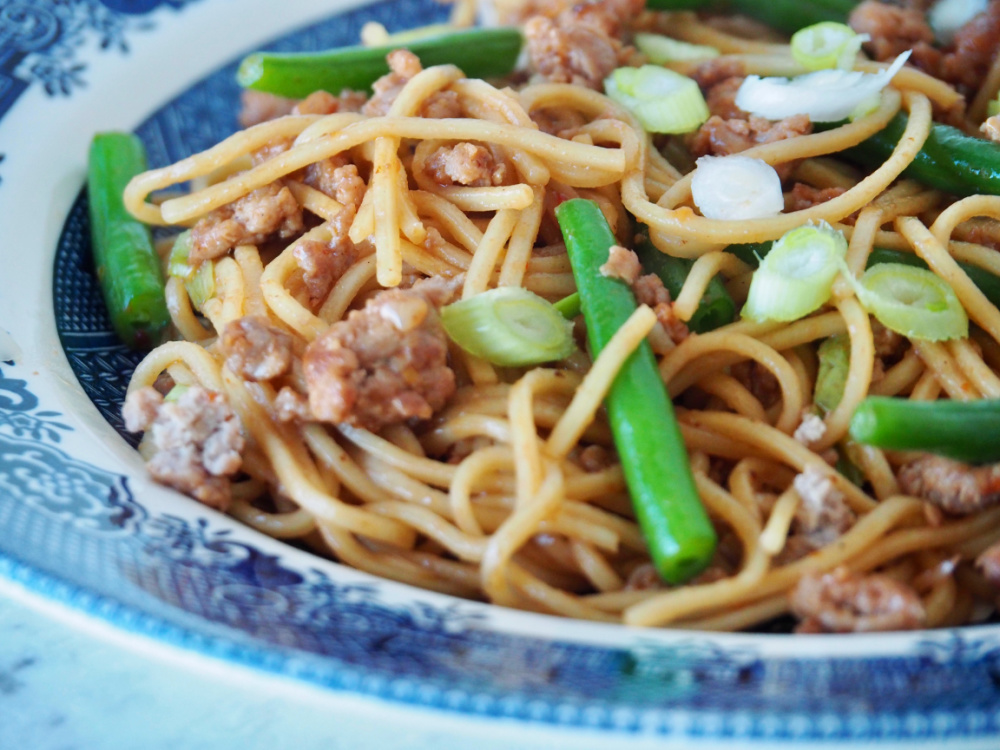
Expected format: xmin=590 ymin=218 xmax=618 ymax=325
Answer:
xmin=604 ymin=65 xmax=710 ymax=134
xmin=167 ymin=230 xmax=195 ymax=280
xmin=853 ymin=263 xmax=968 ymax=341
xmin=790 ymin=22 xmax=867 ymax=71
xmin=441 ymin=287 xmax=575 ymax=366
xmin=634 ymin=33 xmax=719 ymax=64
xmin=186 ymin=259 xmax=216 ymax=311
xmin=742 ymin=222 xmax=848 ymax=322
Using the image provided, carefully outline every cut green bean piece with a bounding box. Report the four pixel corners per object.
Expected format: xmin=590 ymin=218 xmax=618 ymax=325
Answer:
xmin=237 ymin=27 xmax=523 ymax=98
xmin=553 ymin=292 xmax=582 ymax=320
xmin=644 ymin=0 xmax=859 ymax=34
xmin=88 ymin=132 xmax=170 ymax=350
xmin=636 ymin=233 xmax=735 ymax=333
xmin=556 ymin=199 xmax=716 ymax=585
xmin=822 ymin=113 xmax=1000 ymax=197
xmin=850 ymin=397 xmax=1000 ymax=464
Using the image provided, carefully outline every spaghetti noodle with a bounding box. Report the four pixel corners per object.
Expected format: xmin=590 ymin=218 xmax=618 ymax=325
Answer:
xmin=117 ymin=0 xmax=1000 ymax=632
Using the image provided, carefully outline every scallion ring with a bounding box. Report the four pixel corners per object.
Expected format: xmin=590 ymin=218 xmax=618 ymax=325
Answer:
xmin=851 ymin=263 xmax=968 ymax=341
xmin=634 ymin=33 xmax=719 ymax=64
xmin=691 ymin=155 xmax=784 ymax=221
xmin=790 ymin=22 xmax=868 ymax=71
xmin=441 ymin=287 xmax=575 ymax=366
xmin=604 ymin=66 xmax=710 ymax=134
xmin=742 ymin=222 xmax=848 ymax=322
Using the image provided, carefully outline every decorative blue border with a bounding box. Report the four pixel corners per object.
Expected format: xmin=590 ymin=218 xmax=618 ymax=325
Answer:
xmin=0 ymin=1 xmax=198 ymax=122
xmin=4 ymin=0 xmax=1000 ymax=741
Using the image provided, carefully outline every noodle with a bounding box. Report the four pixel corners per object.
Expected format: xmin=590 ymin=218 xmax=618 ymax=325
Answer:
xmin=116 ymin=0 xmax=1000 ymax=634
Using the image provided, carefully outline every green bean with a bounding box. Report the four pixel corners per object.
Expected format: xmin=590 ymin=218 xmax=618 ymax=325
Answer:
xmin=553 ymin=292 xmax=582 ymax=319
xmin=635 ymin=232 xmax=736 ymax=333
xmin=644 ymin=0 xmax=859 ymax=34
xmin=826 ymin=114 xmax=1000 ymax=197
xmin=88 ymin=132 xmax=170 ymax=350
xmin=555 ymin=236 xmax=735 ymax=331
xmin=850 ymin=397 xmax=1000 ymax=464
xmin=556 ymin=198 xmax=716 ymax=584
xmin=237 ymin=28 xmax=523 ymax=98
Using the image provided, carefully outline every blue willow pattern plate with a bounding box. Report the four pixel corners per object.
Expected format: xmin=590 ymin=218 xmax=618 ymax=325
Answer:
xmin=1 ymin=0 xmax=1000 ymax=746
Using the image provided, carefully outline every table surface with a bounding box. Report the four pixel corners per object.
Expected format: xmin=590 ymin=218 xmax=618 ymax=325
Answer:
xmin=0 ymin=588 xmax=604 ymax=750
xmin=0 ymin=590 xmax=372 ymax=750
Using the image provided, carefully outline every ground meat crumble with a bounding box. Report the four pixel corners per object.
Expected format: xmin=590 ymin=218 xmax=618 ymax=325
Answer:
xmin=294 ymin=205 xmax=364 ymax=305
xmin=599 ymin=245 xmax=642 ymax=284
xmin=523 ymin=0 xmax=643 ymax=89
xmin=189 ymin=181 xmax=303 ymax=263
xmin=849 ymin=0 xmax=1000 ymax=96
xmin=424 ymin=142 xmax=507 ymax=187
xmin=363 ymin=49 xmax=462 ymax=118
xmin=790 ymin=567 xmax=926 ymax=633
xmin=789 ymin=467 xmax=856 ymax=554
xmin=302 ymin=276 xmax=461 ymax=431
xmin=690 ymin=115 xmax=813 ymax=182
xmin=222 ymin=316 xmax=293 ymax=381
xmin=122 ymin=385 xmax=244 ymax=511
xmin=898 ymin=455 xmax=1000 ymax=515
xmin=632 ymin=273 xmax=690 ymax=344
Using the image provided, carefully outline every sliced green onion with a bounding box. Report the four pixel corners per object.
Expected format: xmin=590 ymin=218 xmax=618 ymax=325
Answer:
xmin=167 ymin=230 xmax=195 ymax=280
xmin=837 ymin=442 xmax=868 ymax=488
xmin=989 ymin=97 xmax=1000 ymax=118
xmin=186 ymin=259 xmax=216 ymax=311
xmin=634 ymin=33 xmax=719 ymax=64
xmin=849 ymin=263 xmax=968 ymax=341
xmin=849 ymin=93 xmax=882 ymax=122
xmin=742 ymin=222 xmax=848 ymax=322
xmin=790 ymin=22 xmax=867 ymax=71
xmin=735 ymin=50 xmax=909 ymax=123
xmin=690 ymin=155 xmax=784 ymax=221
xmin=929 ymin=0 xmax=988 ymax=45
xmin=814 ymin=334 xmax=850 ymax=412
xmin=604 ymin=66 xmax=710 ymax=134
xmin=164 ymin=384 xmax=191 ymax=403
xmin=441 ymin=287 xmax=575 ymax=366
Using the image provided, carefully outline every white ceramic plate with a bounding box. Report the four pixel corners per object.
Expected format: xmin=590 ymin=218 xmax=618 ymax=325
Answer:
xmin=2 ymin=1 xmax=1000 ymax=746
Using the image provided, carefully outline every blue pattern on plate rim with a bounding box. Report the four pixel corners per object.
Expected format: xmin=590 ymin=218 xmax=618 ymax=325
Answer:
xmin=2 ymin=0 xmax=999 ymax=741
xmin=0 ymin=0 xmax=198 ymax=183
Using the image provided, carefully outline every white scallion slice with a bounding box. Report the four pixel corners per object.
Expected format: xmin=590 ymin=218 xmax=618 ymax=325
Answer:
xmin=742 ymin=222 xmax=848 ymax=322
xmin=690 ymin=155 xmax=784 ymax=221
xmin=929 ymin=0 xmax=988 ymax=44
xmin=441 ymin=287 xmax=575 ymax=366
xmin=734 ymin=50 xmax=910 ymax=123
xmin=851 ymin=263 xmax=968 ymax=341
xmin=604 ymin=66 xmax=710 ymax=134
xmin=791 ymin=22 xmax=868 ymax=71
xmin=634 ymin=33 xmax=719 ymax=64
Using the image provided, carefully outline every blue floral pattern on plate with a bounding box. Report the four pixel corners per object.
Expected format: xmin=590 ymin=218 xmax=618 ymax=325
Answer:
xmin=1 ymin=0 xmax=999 ymax=744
